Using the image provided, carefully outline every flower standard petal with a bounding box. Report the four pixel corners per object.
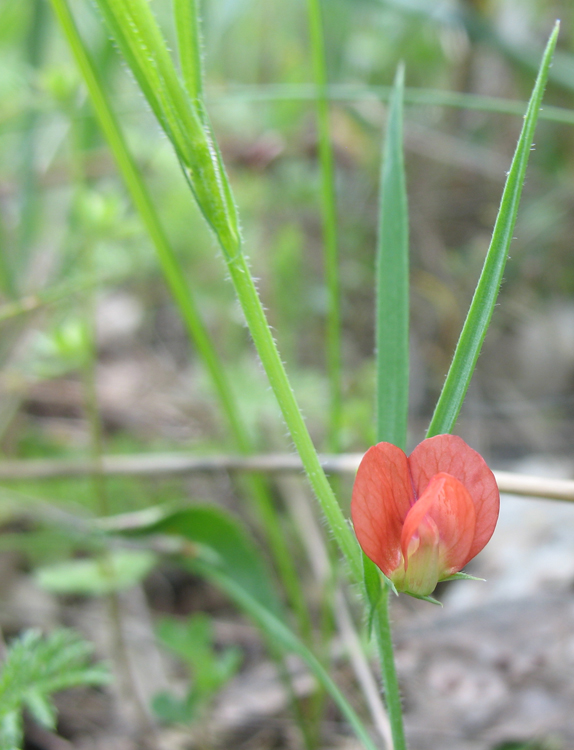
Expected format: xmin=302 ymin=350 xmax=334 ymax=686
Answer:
xmin=351 ymin=442 xmax=414 ymax=577
xmin=408 ymin=434 xmax=499 ymax=565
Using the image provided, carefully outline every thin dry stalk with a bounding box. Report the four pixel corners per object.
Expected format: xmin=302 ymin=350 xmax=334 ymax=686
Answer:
xmin=0 ymin=452 xmax=572 ymax=502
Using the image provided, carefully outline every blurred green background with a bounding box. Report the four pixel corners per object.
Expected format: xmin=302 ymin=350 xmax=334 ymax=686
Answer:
xmin=0 ymin=3 xmax=573 ymax=748
xmin=0 ymin=0 xmax=573 ymax=507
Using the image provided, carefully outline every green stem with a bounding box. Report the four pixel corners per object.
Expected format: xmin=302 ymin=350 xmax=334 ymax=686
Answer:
xmin=49 ymin=0 xmax=311 ymax=639
xmin=306 ymin=0 xmax=342 ymax=451
xmin=374 ymin=586 xmax=407 ymax=750
xmin=226 ymin=252 xmax=361 ymax=582
xmin=86 ymin=0 xmax=360 ymax=657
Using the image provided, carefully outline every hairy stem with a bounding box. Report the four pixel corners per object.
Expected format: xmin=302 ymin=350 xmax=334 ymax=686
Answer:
xmin=373 ymin=586 xmax=407 ymax=750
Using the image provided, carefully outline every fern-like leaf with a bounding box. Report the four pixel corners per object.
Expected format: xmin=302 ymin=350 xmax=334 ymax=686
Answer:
xmin=0 ymin=629 xmax=110 ymax=750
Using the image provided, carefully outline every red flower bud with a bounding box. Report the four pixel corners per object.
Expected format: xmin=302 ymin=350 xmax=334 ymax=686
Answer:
xmin=351 ymin=435 xmax=499 ymax=597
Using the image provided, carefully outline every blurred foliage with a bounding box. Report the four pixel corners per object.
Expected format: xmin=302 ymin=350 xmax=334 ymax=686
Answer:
xmin=0 ymin=0 xmax=571 ymax=745
xmin=0 ymin=0 xmax=570 ymax=573
xmin=0 ymin=0 xmax=571 ymax=537
xmin=0 ymin=0 xmax=572 ymax=456
xmin=493 ymin=740 xmax=564 ymax=750
xmin=152 ymin=613 xmax=242 ymax=725
xmin=35 ymin=548 xmax=158 ymax=595
xmin=0 ymin=628 xmax=109 ymax=750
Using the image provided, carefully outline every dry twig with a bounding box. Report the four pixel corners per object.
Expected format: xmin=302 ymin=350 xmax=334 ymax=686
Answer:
xmin=0 ymin=452 xmax=571 ymax=502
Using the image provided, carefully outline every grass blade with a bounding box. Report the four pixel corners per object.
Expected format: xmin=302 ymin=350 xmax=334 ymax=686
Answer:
xmin=376 ymin=64 xmax=409 ymax=449
xmin=174 ymin=0 xmax=203 ymax=102
xmin=16 ymin=0 xmax=47 ymax=286
xmin=426 ymin=22 xmax=559 ymax=438
xmin=211 ymin=83 xmax=574 ymax=128
xmin=372 ymin=63 xmax=409 ymax=750
xmin=306 ymin=0 xmax=342 ymax=450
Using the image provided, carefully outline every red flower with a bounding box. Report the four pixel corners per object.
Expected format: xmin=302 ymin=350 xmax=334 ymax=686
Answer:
xmin=351 ymin=434 xmax=499 ymax=597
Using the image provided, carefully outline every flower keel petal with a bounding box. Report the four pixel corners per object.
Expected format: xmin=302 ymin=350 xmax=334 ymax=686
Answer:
xmin=395 ymin=473 xmax=476 ymax=595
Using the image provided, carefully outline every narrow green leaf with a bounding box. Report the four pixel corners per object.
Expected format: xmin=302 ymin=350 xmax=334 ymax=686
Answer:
xmin=174 ymin=0 xmax=204 ymax=103
xmin=199 ymin=84 xmax=574 ymax=128
xmin=427 ymin=23 xmax=560 ymax=438
xmin=171 ymin=0 xmax=239 ymax=261
xmin=376 ymin=63 xmax=409 ymax=449
xmin=90 ymin=0 xmax=176 ymax=140
xmin=0 ymin=711 xmax=21 ymax=750
xmin=407 ymin=593 xmax=442 ymax=606
xmin=24 ymin=691 xmax=56 ymax=730
xmin=372 ymin=68 xmax=410 ymax=747
xmin=361 ymin=553 xmax=382 ymax=635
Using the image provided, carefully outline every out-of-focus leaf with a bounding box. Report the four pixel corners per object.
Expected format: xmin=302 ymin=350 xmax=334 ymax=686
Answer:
xmin=35 ymin=549 xmax=157 ymax=596
xmin=0 ymin=629 xmax=109 ymax=750
xmin=152 ymin=691 xmax=195 ymax=725
xmin=156 ymin=613 xmax=242 ymax=696
xmin=117 ymin=504 xmax=283 ymax=617
xmin=23 ymin=691 xmax=56 ymax=729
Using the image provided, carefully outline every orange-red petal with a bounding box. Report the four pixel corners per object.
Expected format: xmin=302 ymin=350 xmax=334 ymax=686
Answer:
xmin=351 ymin=436 xmax=499 ymax=593
xmin=401 ymin=472 xmax=476 ymax=575
xmin=408 ymin=435 xmax=499 ymax=566
xmin=351 ymin=442 xmax=414 ymax=577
